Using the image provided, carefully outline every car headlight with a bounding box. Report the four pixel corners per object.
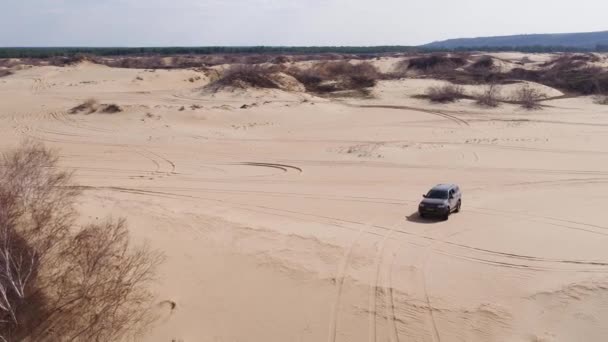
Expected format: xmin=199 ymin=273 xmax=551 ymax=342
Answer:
xmin=419 ymin=203 xmax=425 ymax=207
xmin=437 ymin=204 xmax=447 ymax=208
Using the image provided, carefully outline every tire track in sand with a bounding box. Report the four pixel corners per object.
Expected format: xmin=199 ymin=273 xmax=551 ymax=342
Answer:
xmin=384 ymin=247 xmax=400 ymax=342
xmin=355 ymin=104 xmax=470 ymax=127
xmin=238 ymin=162 xmax=303 ymax=173
xmin=369 ymin=226 xmax=398 ymax=342
xmin=328 ymin=225 xmax=367 ymax=342
xmin=368 ymin=225 xmax=396 ymax=342
xmin=77 ymin=185 xmax=608 ymax=272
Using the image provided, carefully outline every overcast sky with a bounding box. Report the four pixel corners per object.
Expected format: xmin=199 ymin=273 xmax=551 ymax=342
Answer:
xmin=2 ymin=0 xmax=608 ymax=47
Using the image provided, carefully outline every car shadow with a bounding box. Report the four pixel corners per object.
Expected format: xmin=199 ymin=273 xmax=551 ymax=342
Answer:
xmin=406 ymin=212 xmax=444 ymax=224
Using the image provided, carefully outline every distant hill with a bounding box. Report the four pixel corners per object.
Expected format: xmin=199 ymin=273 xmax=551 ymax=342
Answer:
xmin=423 ymin=30 xmax=608 ymax=50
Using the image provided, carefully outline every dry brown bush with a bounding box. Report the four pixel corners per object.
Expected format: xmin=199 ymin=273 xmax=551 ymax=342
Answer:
xmin=286 ymin=61 xmax=379 ymax=93
xmin=69 ymin=100 xmax=122 ymax=114
xmin=510 ymin=55 xmax=608 ymax=95
xmin=407 ymin=54 xmax=468 ymax=72
xmin=475 ymin=84 xmax=501 ymax=107
xmin=469 ymin=56 xmax=494 ymax=70
xmin=99 ymin=104 xmax=123 ymax=114
xmin=594 ymin=95 xmax=608 ymax=105
xmin=0 ymin=142 xmax=162 ymax=341
xmin=512 ymin=85 xmax=545 ymax=109
xmin=206 ymin=65 xmax=280 ymax=91
xmin=69 ymin=98 xmax=98 ymax=114
xmin=0 ymin=69 xmax=12 ymax=78
xmin=426 ymin=84 xmax=467 ymax=103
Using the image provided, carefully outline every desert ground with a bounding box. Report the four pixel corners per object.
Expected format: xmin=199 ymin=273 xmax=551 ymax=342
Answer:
xmin=1 ymin=53 xmax=608 ymax=342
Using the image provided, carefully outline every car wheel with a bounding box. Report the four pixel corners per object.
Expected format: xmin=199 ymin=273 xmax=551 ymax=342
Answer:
xmin=444 ymin=209 xmax=450 ymax=221
xmin=455 ymin=200 xmax=461 ymax=213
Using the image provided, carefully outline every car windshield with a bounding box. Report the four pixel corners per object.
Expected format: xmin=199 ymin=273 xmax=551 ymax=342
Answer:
xmin=426 ymin=189 xmax=448 ymax=199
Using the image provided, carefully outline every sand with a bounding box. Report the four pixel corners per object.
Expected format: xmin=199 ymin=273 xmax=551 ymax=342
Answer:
xmin=1 ymin=60 xmax=608 ymax=342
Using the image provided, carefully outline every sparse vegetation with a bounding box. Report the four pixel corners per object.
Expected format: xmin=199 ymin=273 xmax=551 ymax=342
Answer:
xmin=0 ymin=69 xmax=12 ymax=78
xmin=407 ymin=54 xmax=467 ymax=72
xmin=100 ymin=103 xmax=123 ymax=113
xmin=469 ymin=56 xmax=494 ymax=70
xmin=207 ymin=65 xmax=280 ymax=91
xmin=0 ymin=142 xmax=163 ymax=341
xmin=475 ymin=84 xmax=501 ymax=107
xmin=4 ymin=51 xmax=608 ymax=99
xmin=287 ymin=61 xmax=380 ymax=94
xmin=69 ymin=98 xmax=98 ymax=114
xmin=70 ymin=99 xmax=122 ymax=114
xmin=513 ymin=85 xmax=545 ymax=109
xmin=426 ymin=84 xmax=467 ymax=103
xmin=594 ymin=95 xmax=608 ymax=105
xmin=519 ymin=56 xmax=533 ymax=64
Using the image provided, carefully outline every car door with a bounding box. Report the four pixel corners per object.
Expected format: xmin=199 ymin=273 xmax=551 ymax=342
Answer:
xmin=449 ymin=189 xmax=457 ymax=208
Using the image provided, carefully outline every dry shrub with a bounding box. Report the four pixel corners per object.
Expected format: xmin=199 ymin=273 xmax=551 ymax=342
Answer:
xmin=513 ymin=85 xmax=545 ymax=109
xmin=390 ymin=54 xmax=499 ymax=85
xmin=390 ymin=59 xmax=411 ymax=78
xmin=542 ymin=66 xmax=608 ymax=95
xmin=0 ymin=142 xmax=163 ymax=341
xmin=541 ymin=53 xmax=600 ymax=69
xmin=594 ymin=95 xmax=608 ymax=105
xmin=470 ymin=56 xmax=494 ymax=70
xmin=519 ymin=56 xmax=533 ymax=65
xmin=70 ymin=100 xmax=122 ymax=114
xmin=287 ymin=61 xmax=379 ymax=93
xmin=48 ymin=54 xmax=96 ymax=67
xmin=270 ymin=55 xmax=292 ymax=64
xmin=407 ymin=54 xmax=467 ymax=72
xmin=392 ymin=52 xmax=608 ymax=96
xmin=285 ymin=66 xmax=323 ymax=90
xmin=0 ymin=69 xmax=12 ymax=78
xmin=110 ymin=57 xmax=167 ymax=69
xmin=426 ymin=84 xmax=466 ymax=103
xmin=69 ymin=98 xmax=98 ymax=114
xmin=207 ymin=65 xmax=280 ymax=91
xmin=100 ymin=104 xmax=123 ymax=114
xmin=475 ymin=84 xmax=501 ymax=107
xmin=514 ymin=54 xmax=608 ymax=95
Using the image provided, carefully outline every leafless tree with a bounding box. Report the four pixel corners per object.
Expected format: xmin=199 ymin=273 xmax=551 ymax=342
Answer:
xmin=0 ymin=142 xmax=163 ymax=341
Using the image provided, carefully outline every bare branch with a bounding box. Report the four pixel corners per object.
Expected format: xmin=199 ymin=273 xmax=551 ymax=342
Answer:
xmin=0 ymin=142 xmax=163 ymax=341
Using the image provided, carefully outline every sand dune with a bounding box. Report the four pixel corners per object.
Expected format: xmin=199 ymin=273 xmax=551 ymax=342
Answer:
xmin=1 ymin=60 xmax=608 ymax=341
